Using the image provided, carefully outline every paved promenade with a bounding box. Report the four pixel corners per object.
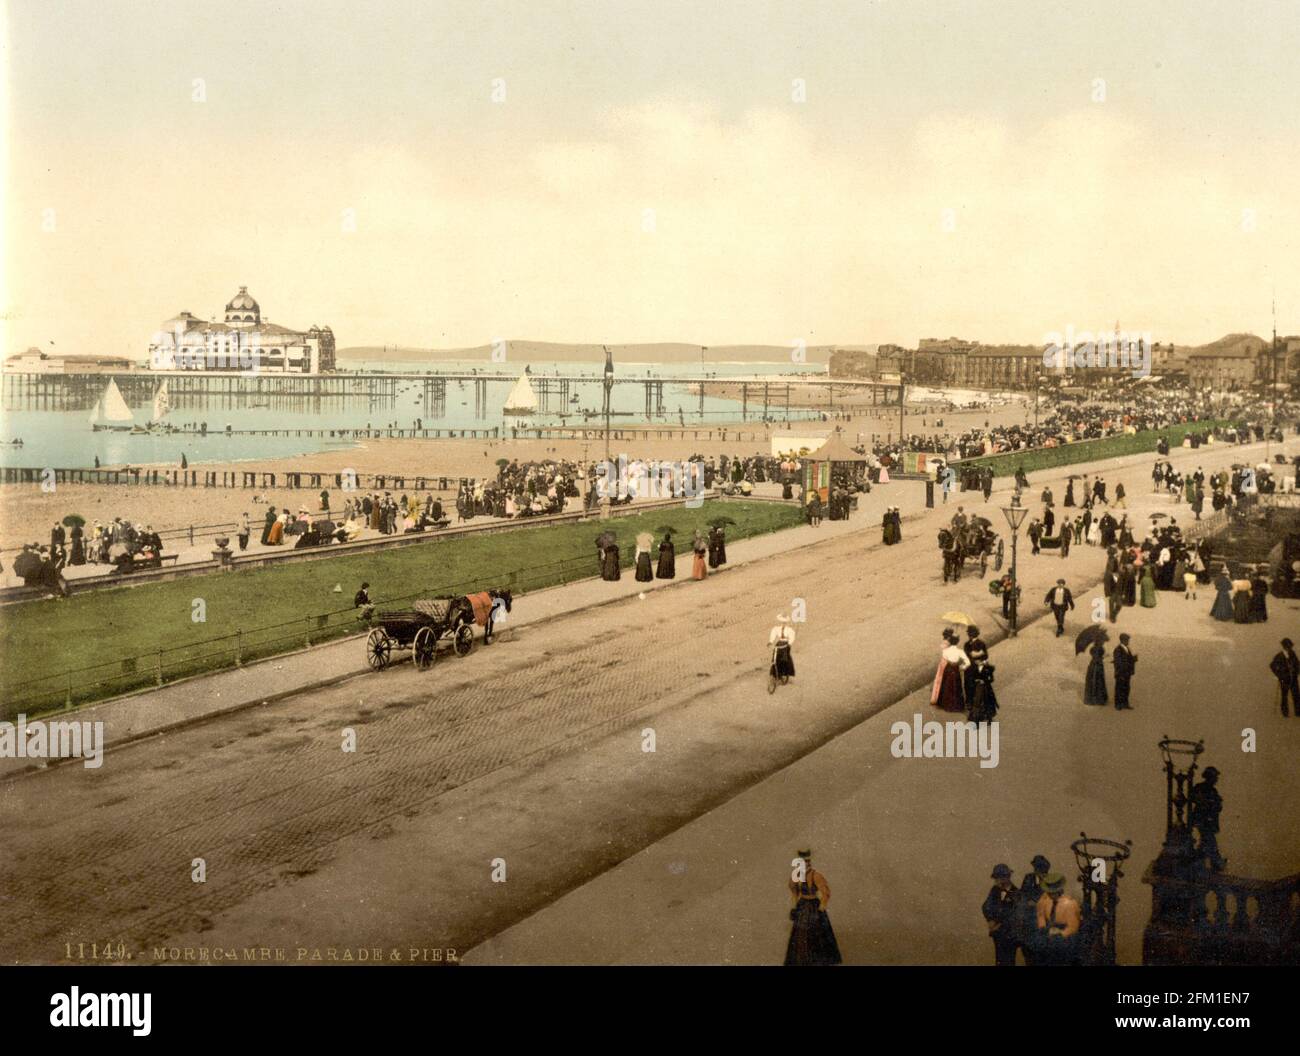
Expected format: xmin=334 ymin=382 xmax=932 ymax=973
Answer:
xmin=465 ymin=584 xmax=1300 ymax=965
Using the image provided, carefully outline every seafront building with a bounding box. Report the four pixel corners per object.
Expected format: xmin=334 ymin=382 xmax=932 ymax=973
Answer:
xmin=147 ymin=287 xmax=336 ymax=374
xmin=852 ymin=332 xmax=1300 ymax=391
xmin=2 ymin=350 xmax=135 ymax=374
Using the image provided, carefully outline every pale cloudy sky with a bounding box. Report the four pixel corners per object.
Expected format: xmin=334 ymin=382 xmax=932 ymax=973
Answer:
xmin=3 ymin=0 xmax=1298 ymax=358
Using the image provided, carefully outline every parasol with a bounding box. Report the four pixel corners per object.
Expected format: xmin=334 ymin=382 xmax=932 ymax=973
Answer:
xmin=1148 ymin=512 xmax=1169 ymax=520
xmin=62 ymin=514 xmax=86 ymax=528
xmin=708 ymin=516 xmax=737 ymax=528
xmin=635 ymin=531 xmax=654 ymax=550
xmin=1074 ymin=625 xmax=1109 ymax=655
xmin=596 ymin=530 xmax=617 ymax=548
xmin=940 ymin=610 xmax=974 ymax=625
xmin=13 ymin=550 xmax=41 ymax=579
xmin=655 ymin=525 xmax=675 ymax=535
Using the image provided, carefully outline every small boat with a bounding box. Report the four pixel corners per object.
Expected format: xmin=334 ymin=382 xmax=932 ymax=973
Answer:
xmin=90 ymin=379 xmax=135 ymax=431
xmin=503 ymin=372 xmax=538 ymax=416
xmin=150 ymin=380 xmax=170 ymax=425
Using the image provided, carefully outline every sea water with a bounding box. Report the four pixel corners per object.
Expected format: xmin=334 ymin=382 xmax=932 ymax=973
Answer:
xmin=0 ymin=360 xmax=823 ymax=469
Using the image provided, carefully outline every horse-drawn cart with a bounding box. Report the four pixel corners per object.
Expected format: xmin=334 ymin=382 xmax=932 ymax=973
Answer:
xmin=365 ymin=590 xmax=512 ymax=671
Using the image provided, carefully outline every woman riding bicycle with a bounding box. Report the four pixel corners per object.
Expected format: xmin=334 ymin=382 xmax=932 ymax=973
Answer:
xmin=769 ymin=615 xmax=796 ymax=690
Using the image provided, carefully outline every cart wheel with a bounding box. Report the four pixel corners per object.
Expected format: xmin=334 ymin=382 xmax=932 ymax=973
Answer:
xmin=413 ymin=627 xmax=435 ymax=670
xmin=366 ymin=629 xmax=392 ymax=670
xmin=454 ymin=623 xmax=474 ymax=657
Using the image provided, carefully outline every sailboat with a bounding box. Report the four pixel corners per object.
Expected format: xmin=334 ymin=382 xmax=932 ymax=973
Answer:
xmin=90 ymin=379 xmax=135 ymax=431
xmin=149 ymin=381 xmax=170 ymax=425
xmin=502 ymin=371 xmax=538 ymax=416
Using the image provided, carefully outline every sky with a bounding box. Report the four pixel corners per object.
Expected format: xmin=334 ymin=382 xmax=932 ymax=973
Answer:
xmin=3 ymin=0 xmax=1299 ymax=359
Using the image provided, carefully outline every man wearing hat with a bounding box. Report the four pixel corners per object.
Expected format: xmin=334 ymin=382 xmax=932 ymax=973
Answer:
xmin=981 ymin=864 xmax=1018 ymax=966
xmin=1043 ymin=578 xmax=1075 ymax=637
xmin=1035 ymin=872 xmax=1081 ymax=965
xmin=1011 ymin=855 xmax=1051 ymax=964
xmin=1190 ymin=767 xmax=1226 ymax=872
xmin=1113 ymin=633 xmax=1137 ymax=710
xmin=1269 ymin=638 xmax=1300 ymax=717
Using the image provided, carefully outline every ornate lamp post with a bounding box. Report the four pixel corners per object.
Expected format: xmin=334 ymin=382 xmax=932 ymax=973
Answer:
xmin=1071 ymin=833 xmax=1133 ymax=966
xmin=1142 ymin=736 xmax=1206 ymax=964
xmin=1000 ymin=504 xmax=1028 ymax=635
xmin=1153 ymin=736 xmax=1205 ymax=874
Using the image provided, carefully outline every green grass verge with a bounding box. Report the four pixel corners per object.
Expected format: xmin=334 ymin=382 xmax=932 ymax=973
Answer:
xmin=0 ymin=500 xmax=803 ymax=716
xmin=957 ymin=419 xmax=1242 ymax=478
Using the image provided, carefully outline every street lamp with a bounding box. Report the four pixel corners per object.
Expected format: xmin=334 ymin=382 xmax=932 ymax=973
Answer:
xmin=1001 ymin=504 xmax=1028 ymax=635
xmin=602 ymin=345 xmax=614 ymax=464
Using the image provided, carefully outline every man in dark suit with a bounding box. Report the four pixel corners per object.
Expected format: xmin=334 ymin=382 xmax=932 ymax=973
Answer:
xmin=1044 ymin=578 xmax=1074 ymax=636
xmin=1113 ymin=633 xmax=1137 ymax=709
xmin=982 ymin=864 xmax=1018 ymax=966
xmin=1270 ymin=638 xmax=1300 ymax=717
xmin=1104 ymin=565 xmax=1122 ymax=623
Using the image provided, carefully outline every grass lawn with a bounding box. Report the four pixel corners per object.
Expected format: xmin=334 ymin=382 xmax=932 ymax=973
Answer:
xmin=0 ymin=500 xmax=803 ymax=715
xmin=957 ymin=419 xmax=1241 ymax=478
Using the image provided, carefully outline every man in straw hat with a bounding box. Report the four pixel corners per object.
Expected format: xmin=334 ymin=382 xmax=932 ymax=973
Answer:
xmin=1035 ymin=872 xmax=1081 ymax=965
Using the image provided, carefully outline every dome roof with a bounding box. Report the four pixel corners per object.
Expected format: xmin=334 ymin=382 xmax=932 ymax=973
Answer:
xmin=225 ymin=286 xmax=259 ymax=312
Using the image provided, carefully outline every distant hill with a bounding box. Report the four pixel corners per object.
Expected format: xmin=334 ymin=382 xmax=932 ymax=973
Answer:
xmin=1187 ymin=333 xmax=1267 ymax=356
xmin=336 ymin=341 xmax=870 ymax=366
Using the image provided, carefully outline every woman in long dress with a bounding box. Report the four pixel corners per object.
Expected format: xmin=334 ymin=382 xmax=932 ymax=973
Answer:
xmin=770 ymin=618 xmax=796 ymax=682
xmin=1249 ymin=569 xmax=1269 ymax=622
xmin=1209 ymin=570 xmax=1235 ymax=620
xmin=931 ymin=632 xmax=969 ymax=713
xmin=691 ymin=530 xmax=708 ymax=580
xmin=882 ymin=509 xmax=895 ymax=545
xmin=784 ymin=851 xmax=842 ymax=966
xmin=1084 ymin=643 xmax=1108 ymax=705
xmin=267 ymin=513 xmax=285 ymax=545
xmin=708 ymin=525 xmax=727 ymax=568
xmin=600 ymin=541 xmax=621 ymax=581
xmin=966 ymin=660 xmax=998 ymax=723
xmin=1139 ymin=565 xmax=1158 ymax=608
xmin=655 ymin=531 xmax=676 ymax=579
xmin=1231 ymin=577 xmax=1252 ymax=623
xmin=634 ymin=531 xmax=654 ymax=582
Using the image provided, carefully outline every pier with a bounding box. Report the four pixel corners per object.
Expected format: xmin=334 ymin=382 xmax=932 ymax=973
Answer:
xmin=2 ymin=368 xmax=904 ymax=420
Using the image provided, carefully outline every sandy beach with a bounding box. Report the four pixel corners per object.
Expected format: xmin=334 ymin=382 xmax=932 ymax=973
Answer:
xmin=0 ymin=399 xmax=1039 ymax=553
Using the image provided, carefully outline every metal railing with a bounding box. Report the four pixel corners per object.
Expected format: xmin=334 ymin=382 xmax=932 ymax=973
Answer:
xmin=0 ymin=551 xmax=599 ymax=720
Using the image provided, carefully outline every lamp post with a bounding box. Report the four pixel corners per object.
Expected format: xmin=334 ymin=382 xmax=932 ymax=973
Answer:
xmin=602 ymin=345 xmax=614 ymax=464
xmin=1001 ymin=504 xmax=1028 ymax=635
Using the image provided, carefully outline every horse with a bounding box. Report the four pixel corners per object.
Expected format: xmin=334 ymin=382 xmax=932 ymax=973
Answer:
xmin=446 ymin=587 xmax=514 ymax=644
xmin=939 ymin=525 xmax=996 ymax=580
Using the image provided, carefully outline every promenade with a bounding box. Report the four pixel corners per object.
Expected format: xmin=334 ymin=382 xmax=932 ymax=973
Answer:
xmin=3 ymin=431 xmax=1292 ymax=966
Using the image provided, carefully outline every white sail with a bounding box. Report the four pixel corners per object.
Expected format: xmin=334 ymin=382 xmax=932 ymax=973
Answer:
xmin=88 ymin=398 xmax=102 ymax=425
xmin=502 ymin=372 xmax=537 ymax=414
xmin=101 ymin=379 xmax=134 ymax=423
xmin=150 ymin=380 xmax=170 ymax=423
